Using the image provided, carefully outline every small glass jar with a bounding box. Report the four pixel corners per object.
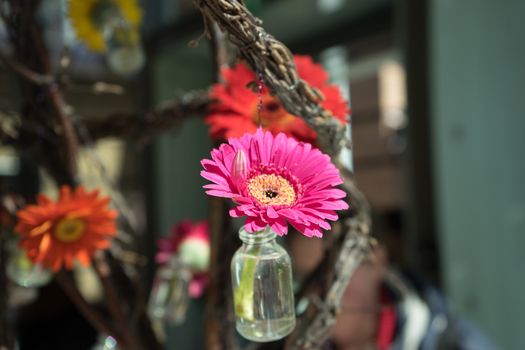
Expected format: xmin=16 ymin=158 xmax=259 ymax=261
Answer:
xmin=231 ymin=226 xmax=295 ymax=342
xmin=6 ymin=247 xmax=52 ymax=288
xmin=148 ymin=257 xmax=191 ymax=325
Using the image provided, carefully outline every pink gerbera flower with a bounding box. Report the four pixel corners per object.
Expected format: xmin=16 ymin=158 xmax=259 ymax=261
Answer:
xmin=156 ymin=220 xmax=210 ymax=298
xmin=200 ymin=129 xmax=348 ymax=238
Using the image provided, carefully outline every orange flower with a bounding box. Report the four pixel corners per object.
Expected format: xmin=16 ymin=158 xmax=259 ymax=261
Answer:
xmin=15 ymin=186 xmax=117 ymax=271
xmin=206 ymin=55 xmax=350 ymax=144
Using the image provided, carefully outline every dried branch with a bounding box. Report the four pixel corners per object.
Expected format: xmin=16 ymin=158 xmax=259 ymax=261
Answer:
xmin=205 ymin=197 xmax=237 ymax=350
xmin=93 ymin=252 xmax=136 ymax=349
xmin=48 ymin=83 xmax=79 ymax=183
xmin=0 ymin=52 xmax=54 ymax=85
xmin=205 ymin=21 xmax=238 ymax=350
xmin=193 ymin=0 xmax=348 ymax=155
xmin=0 ymin=196 xmax=24 ymax=350
xmin=286 ymin=173 xmax=372 ymax=349
xmin=55 ymin=271 xmax=124 ymax=343
xmin=0 ymin=226 xmax=14 ymax=350
xmin=1 ymin=91 xmax=211 ymax=147
xmin=103 ymin=251 xmax=163 ymax=350
xmin=82 ymin=90 xmax=210 ymax=142
xmin=3 ymin=0 xmax=78 ymax=185
xmin=1 ymin=91 xmax=210 ymax=149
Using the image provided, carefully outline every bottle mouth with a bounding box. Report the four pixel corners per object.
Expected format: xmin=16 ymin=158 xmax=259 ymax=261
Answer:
xmin=238 ymin=226 xmax=276 ymax=244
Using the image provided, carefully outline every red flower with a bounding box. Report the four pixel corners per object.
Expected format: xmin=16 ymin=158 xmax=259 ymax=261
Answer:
xmin=206 ymin=55 xmax=349 ymax=144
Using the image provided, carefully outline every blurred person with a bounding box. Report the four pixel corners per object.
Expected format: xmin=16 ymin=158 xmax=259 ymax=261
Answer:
xmin=289 ymin=234 xmax=498 ymax=350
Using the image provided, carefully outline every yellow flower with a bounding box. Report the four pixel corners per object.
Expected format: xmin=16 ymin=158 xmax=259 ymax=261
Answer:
xmin=69 ymin=0 xmax=142 ymax=53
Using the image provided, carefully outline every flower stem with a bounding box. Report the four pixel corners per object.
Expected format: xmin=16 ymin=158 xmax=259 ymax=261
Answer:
xmin=234 ymin=246 xmax=261 ymax=320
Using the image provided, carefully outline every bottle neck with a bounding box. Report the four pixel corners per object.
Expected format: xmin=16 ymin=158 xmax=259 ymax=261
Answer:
xmin=239 ymin=226 xmax=276 ymax=245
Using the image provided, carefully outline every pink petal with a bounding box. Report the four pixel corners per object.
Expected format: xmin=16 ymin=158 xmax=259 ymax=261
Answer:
xmin=189 ymin=278 xmax=208 ymax=299
xmin=266 ymin=206 xmax=279 ymax=219
xmin=309 ymin=200 xmax=349 ymax=211
xmin=269 ymin=218 xmax=288 ymax=236
xmin=205 ymin=189 xmax=235 ymax=198
xmin=282 ymin=208 xmax=310 ymax=224
xmin=200 ymin=170 xmax=230 ymax=187
xmin=245 ymin=217 xmax=267 ymax=232
xmin=304 ymin=226 xmax=323 ymax=238
xmin=232 ymin=196 xmax=253 ymax=205
xmin=289 ymin=221 xmax=311 ymax=237
xmin=230 ymin=204 xmax=258 ymax=218
xmin=203 ymin=183 xmax=230 ymax=191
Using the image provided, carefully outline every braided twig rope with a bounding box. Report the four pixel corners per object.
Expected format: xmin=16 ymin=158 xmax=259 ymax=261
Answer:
xmin=287 ymin=176 xmax=372 ymax=349
xmin=194 ymin=0 xmax=348 ymax=156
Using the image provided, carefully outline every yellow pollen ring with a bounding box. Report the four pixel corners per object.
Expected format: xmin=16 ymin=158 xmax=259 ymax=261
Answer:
xmin=54 ymin=218 xmax=86 ymax=243
xmin=247 ymin=174 xmax=296 ymax=207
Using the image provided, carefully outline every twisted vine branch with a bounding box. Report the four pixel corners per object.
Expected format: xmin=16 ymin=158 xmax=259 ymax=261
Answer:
xmin=287 ymin=174 xmax=372 ymax=349
xmin=193 ymin=0 xmax=348 ymax=156
xmin=0 ymin=91 xmax=210 ymax=146
xmin=82 ymin=90 xmax=210 ymax=142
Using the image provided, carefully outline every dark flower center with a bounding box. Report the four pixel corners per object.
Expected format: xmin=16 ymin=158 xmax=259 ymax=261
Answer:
xmin=265 ymin=190 xmax=278 ymax=198
xmin=247 ymin=174 xmax=296 ymax=207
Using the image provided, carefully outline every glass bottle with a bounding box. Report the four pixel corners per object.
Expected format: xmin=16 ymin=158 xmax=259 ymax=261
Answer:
xmin=6 ymin=247 xmax=52 ymax=288
xmin=91 ymin=1 xmax=145 ymax=76
xmin=231 ymin=226 xmax=295 ymax=342
xmin=148 ymin=257 xmax=191 ymax=325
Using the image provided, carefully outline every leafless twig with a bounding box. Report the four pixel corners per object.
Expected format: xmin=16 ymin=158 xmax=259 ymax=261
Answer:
xmin=286 ymin=175 xmax=372 ymax=349
xmin=82 ymin=90 xmax=210 ymax=142
xmin=0 ymin=52 xmax=54 ymax=85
